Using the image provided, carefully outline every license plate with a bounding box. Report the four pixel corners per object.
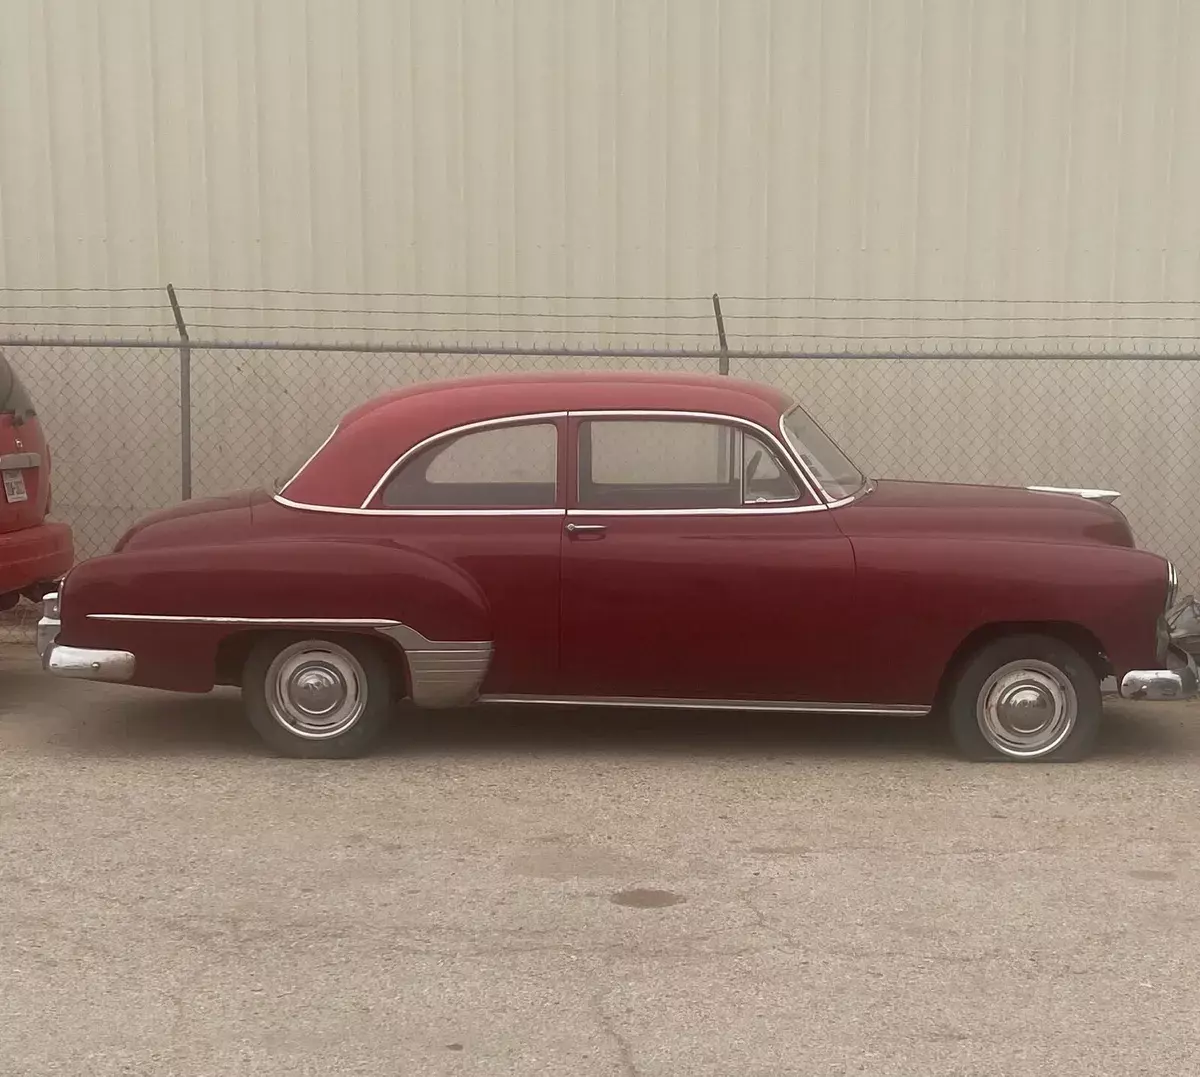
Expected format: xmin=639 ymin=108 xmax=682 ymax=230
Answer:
xmin=3 ymin=469 xmax=27 ymax=503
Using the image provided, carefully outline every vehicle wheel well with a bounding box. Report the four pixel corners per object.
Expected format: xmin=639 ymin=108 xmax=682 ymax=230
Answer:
xmin=935 ymin=621 xmax=1110 ymax=707
xmin=214 ymin=629 xmax=409 ymax=695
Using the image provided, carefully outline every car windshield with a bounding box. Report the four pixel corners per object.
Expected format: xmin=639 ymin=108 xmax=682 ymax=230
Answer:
xmin=781 ymin=403 xmax=866 ymax=501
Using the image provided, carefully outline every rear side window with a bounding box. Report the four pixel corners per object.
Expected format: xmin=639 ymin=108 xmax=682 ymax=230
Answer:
xmin=0 ymin=355 xmax=36 ymax=422
xmin=380 ymin=422 xmax=558 ymax=508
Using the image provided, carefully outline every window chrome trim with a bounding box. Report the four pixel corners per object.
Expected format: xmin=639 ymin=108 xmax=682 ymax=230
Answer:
xmin=276 ymin=407 xmax=866 ymax=518
xmin=277 ymin=424 xmax=340 ymax=498
xmin=360 ymin=411 xmax=568 ymax=509
xmin=570 ymin=408 xmax=822 ymax=507
xmin=274 ymin=493 xmax=566 ymax=517
xmin=479 ymin=694 xmax=929 ymax=716
xmin=778 ymin=405 xmax=870 ymax=505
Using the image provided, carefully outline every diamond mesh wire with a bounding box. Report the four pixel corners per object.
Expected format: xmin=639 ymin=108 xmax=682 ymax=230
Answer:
xmin=3 ymin=327 xmax=1198 ymax=643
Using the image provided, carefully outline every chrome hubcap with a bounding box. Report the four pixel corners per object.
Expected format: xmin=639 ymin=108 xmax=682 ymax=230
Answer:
xmin=265 ymin=641 xmax=368 ymax=740
xmin=977 ymin=660 xmax=1077 ymax=758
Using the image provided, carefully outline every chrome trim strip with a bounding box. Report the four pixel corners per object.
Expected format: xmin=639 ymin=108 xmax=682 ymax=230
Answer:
xmin=274 ymin=494 xmax=566 ymax=517
xmin=566 ymin=504 xmax=831 ymax=517
xmin=89 ymin=614 xmax=401 ymax=626
xmin=277 ymin=424 xmax=340 ymax=497
xmin=360 ymin=410 xmax=569 ymax=508
xmin=478 ymin=694 xmax=929 ymax=716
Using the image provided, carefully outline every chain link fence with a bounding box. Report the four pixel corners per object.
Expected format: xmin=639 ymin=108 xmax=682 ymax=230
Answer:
xmin=3 ymin=287 xmax=1200 ymax=641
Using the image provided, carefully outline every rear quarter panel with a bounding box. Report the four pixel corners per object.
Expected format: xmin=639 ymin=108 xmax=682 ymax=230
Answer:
xmin=850 ymin=535 xmax=1169 ymax=704
xmin=58 ymin=539 xmax=490 ymax=692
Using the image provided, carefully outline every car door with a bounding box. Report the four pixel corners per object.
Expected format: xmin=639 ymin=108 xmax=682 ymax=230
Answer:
xmin=558 ymin=412 xmax=860 ymax=705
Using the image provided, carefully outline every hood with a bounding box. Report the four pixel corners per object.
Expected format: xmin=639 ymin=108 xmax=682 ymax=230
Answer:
xmin=114 ymin=488 xmax=269 ymax=552
xmin=834 ymin=479 xmax=1135 ymax=548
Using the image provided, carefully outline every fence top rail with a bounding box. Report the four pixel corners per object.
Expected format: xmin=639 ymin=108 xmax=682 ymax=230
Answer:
xmin=3 ymin=336 xmax=1200 ymax=362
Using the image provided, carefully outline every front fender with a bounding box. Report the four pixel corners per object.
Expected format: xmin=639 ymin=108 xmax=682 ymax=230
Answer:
xmin=850 ymin=536 xmax=1171 ymax=703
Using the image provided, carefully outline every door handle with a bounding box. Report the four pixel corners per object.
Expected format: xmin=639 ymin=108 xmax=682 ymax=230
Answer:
xmin=565 ymin=522 xmax=607 ymax=536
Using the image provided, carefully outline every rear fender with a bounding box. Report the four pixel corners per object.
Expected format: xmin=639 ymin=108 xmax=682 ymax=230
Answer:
xmin=59 ymin=539 xmax=491 ymax=697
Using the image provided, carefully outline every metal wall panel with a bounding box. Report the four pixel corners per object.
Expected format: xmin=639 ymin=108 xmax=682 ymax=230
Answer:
xmin=2 ymin=0 xmax=1197 ymax=307
xmin=5 ymin=0 xmax=1200 ymax=588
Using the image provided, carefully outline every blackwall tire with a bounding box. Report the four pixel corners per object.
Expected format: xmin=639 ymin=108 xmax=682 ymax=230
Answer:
xmin=243 ymin=634 xmax=395 ymax=759
xmin=947 ymin=634 xmax=1101 ymax=763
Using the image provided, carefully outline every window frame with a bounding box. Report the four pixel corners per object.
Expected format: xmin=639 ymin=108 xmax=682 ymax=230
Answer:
xmin=366 ymin=413 xmax=569 ymax=512
xmin=568 ymin=410 xmax=818 ymax=514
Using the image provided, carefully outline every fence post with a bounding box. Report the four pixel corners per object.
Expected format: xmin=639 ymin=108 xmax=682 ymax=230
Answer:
xmin=166 ymin=283 xmax=192 ymax=501
xmin=712 ymin=293 xmax=729 ymax=375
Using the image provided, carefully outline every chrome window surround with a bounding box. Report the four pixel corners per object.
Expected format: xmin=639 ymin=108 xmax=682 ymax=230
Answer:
xmin=576 ymin=414 xmax=806 ymax=512
xmin=277 ymin=424 xmax=340 ymax=498
xmin=362 ymin=411 xmax=568 ymax=509
xmin=274 ymin=407 xmax=875 ymax=517
xmin=778 ymin=405 xmax=869 ymax=505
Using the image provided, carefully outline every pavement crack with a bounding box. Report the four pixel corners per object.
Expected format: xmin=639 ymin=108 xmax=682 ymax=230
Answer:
xmin=592 ymin=986 xmax=640 ymax=1077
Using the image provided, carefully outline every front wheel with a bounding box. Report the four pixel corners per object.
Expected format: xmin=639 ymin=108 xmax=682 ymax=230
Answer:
xmin=243 ymin=634 xmax=396 ymax=758
xmin=947 ymin=634 xmax=1102 ymax=762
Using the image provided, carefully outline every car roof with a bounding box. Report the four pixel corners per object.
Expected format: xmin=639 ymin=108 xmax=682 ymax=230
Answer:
xmin=284 ymin=371 xmax=795 ymax=508
xmin=341 ymin=370 xmax=790 ymax=425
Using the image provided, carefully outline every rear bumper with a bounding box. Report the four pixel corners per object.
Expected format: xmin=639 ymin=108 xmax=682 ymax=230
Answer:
xmin=44 ymin=643 xmax=136 ymax=683
xmin=0 ymin=521 xmax=72 ymax=595
xmin=1119 ymin=648 xmax=1199 ymax=701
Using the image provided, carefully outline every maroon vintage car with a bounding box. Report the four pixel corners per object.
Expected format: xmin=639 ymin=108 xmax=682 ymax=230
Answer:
xmin=37 ymin=371 xmax=1194 ymax=761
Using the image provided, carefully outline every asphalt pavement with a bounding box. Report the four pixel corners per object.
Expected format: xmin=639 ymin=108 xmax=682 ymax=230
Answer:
xmin=2 ymin=643 xmax=1199 ymax=1076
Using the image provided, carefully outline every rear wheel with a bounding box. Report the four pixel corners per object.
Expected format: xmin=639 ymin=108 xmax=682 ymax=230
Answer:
xmin=947 ymin=634 xmax=1101 ymax=762
xmin=243 ymin=634 xmax=395 ymax=758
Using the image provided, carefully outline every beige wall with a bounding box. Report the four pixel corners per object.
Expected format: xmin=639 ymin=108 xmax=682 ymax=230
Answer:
xmin=3 ymin=0 xmax=1200 ymax=589
xmin=2 ymin=0 xmax=1198 ymax=308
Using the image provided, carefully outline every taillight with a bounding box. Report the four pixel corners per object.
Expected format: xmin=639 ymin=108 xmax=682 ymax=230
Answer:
xmin=45 ymin=444 xmax=51 ymax=514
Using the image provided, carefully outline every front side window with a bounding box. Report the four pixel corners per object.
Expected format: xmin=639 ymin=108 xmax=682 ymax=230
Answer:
xmin=781 ymin=404 xmax=866 ymax=501
xmin=380 ymin=421 xmax=558 ymax=507
xmin=578 ymin=419 xmax=802 ymax=509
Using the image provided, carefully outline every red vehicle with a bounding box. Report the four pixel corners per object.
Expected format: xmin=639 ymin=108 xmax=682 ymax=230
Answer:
xmin=0 ymin=352 xmax=72 ymax=610
xmin=37 ymin=371 xmax=1194 ymax=761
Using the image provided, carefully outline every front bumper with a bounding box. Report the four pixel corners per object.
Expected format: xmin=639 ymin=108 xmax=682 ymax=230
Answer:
xmin=1119 ymin=648 xmax=1199 ymax=701
xmin=36 ymin=590 xmax=135 ymax=684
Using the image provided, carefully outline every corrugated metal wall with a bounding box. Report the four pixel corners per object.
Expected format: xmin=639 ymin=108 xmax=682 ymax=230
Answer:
xmin=2 ymin=0 xmax=1198 ymax=305
xmin=4 ymin=0 xmax=1200 ymax=589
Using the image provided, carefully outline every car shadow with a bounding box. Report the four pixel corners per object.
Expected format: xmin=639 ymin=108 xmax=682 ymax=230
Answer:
xmin=35 ymin=685 xmax=1200 ymax=764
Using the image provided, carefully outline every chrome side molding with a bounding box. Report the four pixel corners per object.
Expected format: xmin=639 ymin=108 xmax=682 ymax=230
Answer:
xmin=478 ymin=694 xmax=929 ymax=716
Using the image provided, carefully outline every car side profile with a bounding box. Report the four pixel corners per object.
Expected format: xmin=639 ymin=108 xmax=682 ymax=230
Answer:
xmin=37 ymin=371 xmax=1194 ymax=760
